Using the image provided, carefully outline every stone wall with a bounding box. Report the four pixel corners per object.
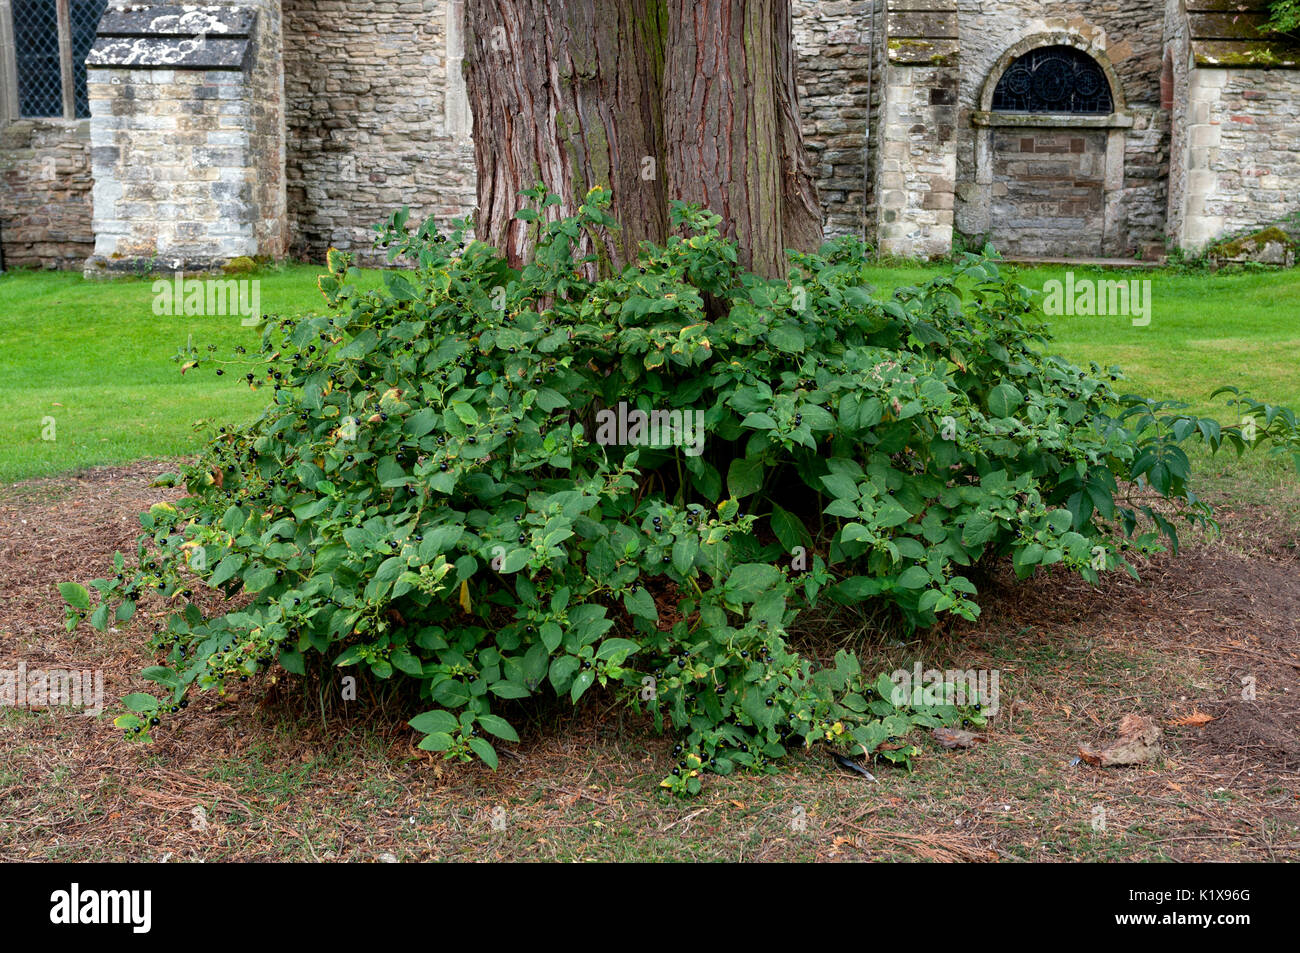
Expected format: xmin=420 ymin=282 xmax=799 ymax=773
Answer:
xmin=284 ymin=0 xmax=882 ymax=258
xmin=989 ymin=127 xmax=1107 ymax=256
xmin=1168 ymin=0 xmax=1300 ymax=250
xmin=1178 ymin=66 xmax=1300 ymax=248
xmin=1163 ymin=0 xmax=1191 ymax=245
xmin=8 ymin=0 xmax=1300 ymax=270
xmin=790 ymin=0 xmax=883 ymax=239
xmin=83 ymin=2 xmax=287 ymax=274
xmin=85 ymin=69 xmax=252 ymax=270
xmin=874 ymin=1 xmax=959 ymax=258
xmin=0 ymin=119 xmax=93 ymax=268
xmin=953 ymin=0 xmax=1169 ymax=257
xmin=281 ymin=0 xmax=476 ymax=264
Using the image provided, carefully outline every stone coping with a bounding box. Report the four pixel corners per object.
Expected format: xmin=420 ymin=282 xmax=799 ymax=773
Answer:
xmin=97 ymin=5 xmax=257 ymax=37
xmin=887 ymin=0 xmax=959 ymax=64
xmin=1185 ymin=0 xmax=1300 ymax=68
xmin=86 ymin=4 xmax=256 ymax=70
xmin=1191 ymin=39 xmax=1300 ymax=68
xmin=971 ymin=111 xmax=1134 ymax=129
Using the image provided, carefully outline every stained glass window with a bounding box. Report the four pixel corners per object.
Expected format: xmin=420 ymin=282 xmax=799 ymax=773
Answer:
xmin=991 ymin=46 xmax=1113 ymax=115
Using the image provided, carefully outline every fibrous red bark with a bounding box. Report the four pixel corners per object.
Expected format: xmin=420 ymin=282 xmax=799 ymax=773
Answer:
xmin=464 ymin=0 xmax=821 ymax=277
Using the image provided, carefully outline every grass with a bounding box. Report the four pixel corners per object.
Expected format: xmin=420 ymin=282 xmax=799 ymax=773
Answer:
xmin=2 ymin=260 xmax=1297 ymax=482
xmin=866 ymin=261 xmax=1300 ymax=416
xmin=0 ymin=264 xmax=381 ymax=482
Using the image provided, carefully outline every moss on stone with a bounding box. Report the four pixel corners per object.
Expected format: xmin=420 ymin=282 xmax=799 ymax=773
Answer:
xmin=223 ymin=256 xmax=257 ymax=275
xmin=888 ymin=38 xmax=958 ymax=66
xmin=1209 ymin=226 xmax=1296 ymax=264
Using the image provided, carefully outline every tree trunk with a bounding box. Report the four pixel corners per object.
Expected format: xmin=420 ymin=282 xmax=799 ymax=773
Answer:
xmin=464 ymin=0 xmax=821 ymax=277
xmin=663 ymin=0 xmax=823 ymax=278
xmin=464 ymin=0 xmax=668 ymax=270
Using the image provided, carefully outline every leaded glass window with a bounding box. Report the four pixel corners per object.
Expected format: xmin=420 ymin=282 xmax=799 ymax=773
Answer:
xmin=991 ymin=45 xmax=1113 ymax=115
xmin=12 ymin=0 xmax=61 ymax=117
xmin=7 ymin=0 xmax=108 ymax=119
xmin=70 ymin=0 xmax=106 ymax=118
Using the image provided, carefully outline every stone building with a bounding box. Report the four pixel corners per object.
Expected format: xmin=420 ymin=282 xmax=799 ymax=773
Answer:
xmin=0 ymin=0 xmax=1297 ymax=272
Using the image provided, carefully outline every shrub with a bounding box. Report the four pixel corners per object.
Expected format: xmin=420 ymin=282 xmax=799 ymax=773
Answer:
xmin=1266 ymin=0 xmax=1300 ymax=36
xmin=62 ymin=187 xmax=1294 ymax=793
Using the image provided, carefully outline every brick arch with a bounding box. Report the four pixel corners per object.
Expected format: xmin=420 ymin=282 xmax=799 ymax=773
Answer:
xmin=979 ymin=33 xmax=1127 ymax=116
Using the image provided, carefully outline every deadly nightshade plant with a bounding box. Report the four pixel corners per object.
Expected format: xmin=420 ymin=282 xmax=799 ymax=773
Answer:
xmin=61 ymin=186 xmax=1297 ymax=794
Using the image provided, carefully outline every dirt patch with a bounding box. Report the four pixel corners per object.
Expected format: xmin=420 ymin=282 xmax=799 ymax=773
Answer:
xmin=1195 ymin=702 xmax=1300 ymax=769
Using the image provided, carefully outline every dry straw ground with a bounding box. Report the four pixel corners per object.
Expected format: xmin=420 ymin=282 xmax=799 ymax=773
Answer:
xmin=1 ymin=460 xmax=1297 ymax=861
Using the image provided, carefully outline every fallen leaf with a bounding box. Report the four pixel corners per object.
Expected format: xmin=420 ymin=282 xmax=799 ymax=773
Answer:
xmin=1168 ymin=711 xmax=1215 ymax=728
xmin=1078 ymin=713 xmax=1162 ymax=767
xmin=933 ymin=726 xmax=989 ymax=749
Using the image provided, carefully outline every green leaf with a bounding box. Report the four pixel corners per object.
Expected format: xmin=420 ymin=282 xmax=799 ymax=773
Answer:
xmin=59 ymin=582 xmax=90 ymax=610
xmin=501 ymin=548 xmax=531 ymax=573
xmin=141 ymin=666 xmax=180 ymax=689
xmin=896 ymin=566 xmax=931 ymax=589
xmin=417 ymin=732 xmax=455 ymax=752
xmin=477 ymin=713 xmax=520 ymax=742
xmin=820 ymin=472 xmax=860 ymax=501
xmin=548 ymin=655 xmax=580 ymax=692
xmin=623 ymin=587 xmax=658 ymax=621
xmin=741 ymin=412 xmax=777 ymax=430
xmin=961 ymin=511 xmax=999 ymax=547
xmin=122 ymin=693 xmax=159 ymax=713
xmin=770 ymin=504 xmax=810 ymax=552
xmin=450 ymin=401 xmax=479 ymax=425
xmin=727 ymin=457 xmax=764 ymax=499
xmin=988 ymin=383 xmax=1024 ymax=418
xmin=595 ymin=637 xmax=639 ymax=662
xmin=409 ymin=710 xmax=459 ymax=735
xmin=570 ymin=668 xmax=596 ymax=702
xmin=468 ymin=736 xmax=499 ymax=769
xmin=672 ymin=538 xmax=698 ymax=574
xmin=724 ymin=563 xmax=782 ymax=603
xmin=768 ymin=324 xmax=805 ymax=353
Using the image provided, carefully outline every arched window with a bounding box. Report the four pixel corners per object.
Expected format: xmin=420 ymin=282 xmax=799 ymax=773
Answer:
xmin=991 ymin=45 xmax=1113 ymax=115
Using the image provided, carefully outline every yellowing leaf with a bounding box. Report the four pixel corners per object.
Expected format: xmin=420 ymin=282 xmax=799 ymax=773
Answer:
xmin=458 ymin=579 xmax=471 ymax=613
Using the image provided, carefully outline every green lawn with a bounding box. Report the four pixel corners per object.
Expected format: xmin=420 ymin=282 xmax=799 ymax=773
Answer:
xmin=2 ymin=259 xmax=1297 ymax=483
xmin=868 ymin=262 xmax=1300 ymax=418
xmin=0 ymin=264 xmax=370 ymax=482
